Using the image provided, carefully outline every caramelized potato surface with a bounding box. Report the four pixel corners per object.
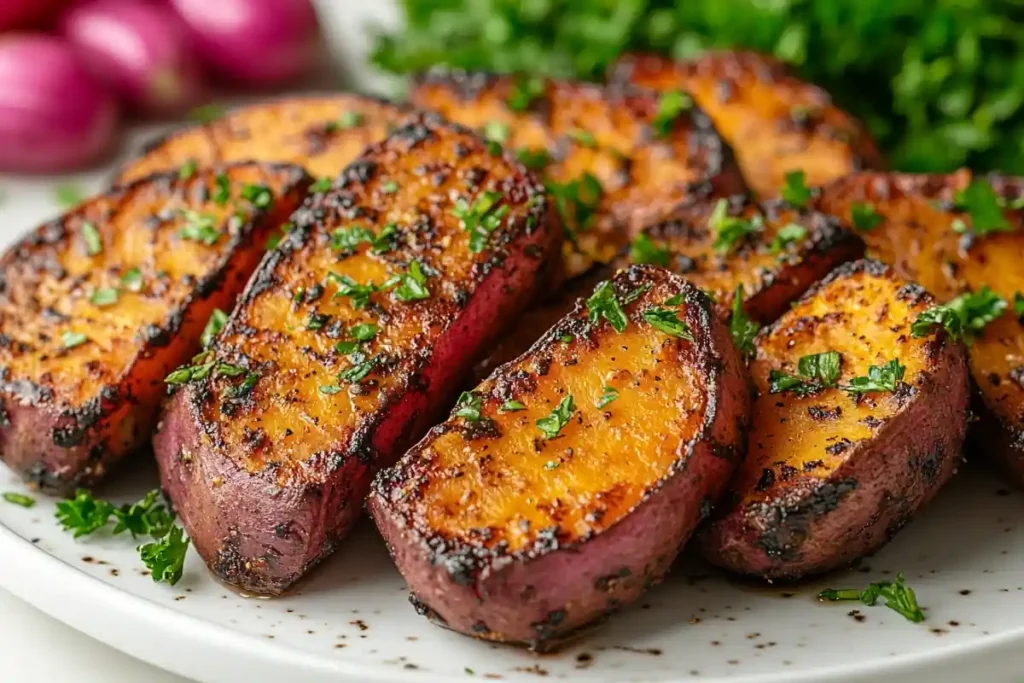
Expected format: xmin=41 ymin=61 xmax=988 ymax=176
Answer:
xmin=701 ymin=261 xmax=969 ymax=579
xmin=411 ymin=71 xmax=745 ymax=278
xmin=371 ymin=265 xmax=750 ymax=649
xmin=616 ymin=196 xmax=863 ymax=323
xmin=153 ymin=115 xmax=561 ymax=594
xmin=816 ymin=171 xmax=1024 ymax=485
xmin=611 ymin=52 xmax=882 ymax=198
xmin=115 ymin=95 xmax=410 ymax=184
xmin=0 ymin=163 xmax=309 ymax=492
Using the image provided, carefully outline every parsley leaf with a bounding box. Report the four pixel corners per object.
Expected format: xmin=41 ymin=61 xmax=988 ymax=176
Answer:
xmin=506 ymin=76 xmax=544 ymax=111
xmin=3 ymin=492 xmax=35 ymax=508
xmin=819 ymin=573 xmax=924 ymax=623
xmin=536 ymin=395 xmax=575 ymax=439
xmin=212 ymin=173 xmax=230 ymax=205
xmin=769 ymin=351 xmax=842 ymax=396
xmin=241 ymin=183 xmax=273 ymax=210
xmin=953 ymin=179 xmax=1012 ymax=237
xmin=338 ymin=111 xmax=365 ymax=129
xmin=652 ymin=90 xmax=692 ymax=138
xmin=61 ymin=331 xmax=88 ymax=349
xmin=850 ymin=202 xmax=883 ymax=232
xmin=844 ymin=359 xmax=906 ymax=394
xmin=1015 ymin=292 xmax=1024 ymax=319
xmin=455 ymin=391 xmax=483 ymax=421
xmin=200 ymin=309 xmax=228 ymax=348
xmin=81 ymin=222 xmax=102 ymax=256
xmin=515 ymin=147 xmax=550 ymax=171
xmin=709 ymin=199 xmax=759 ymax=254
xmin=453 ymin=191 xmax=508 ymax=253
xmin=546 ymin=173 xmax=602 ymax=234
xmin=768 ymin=223 xmax=807 ymax=253
xmin=329 ymin=273 xmax=379 ymax=309
xmin=139 ymin=526 xmax=190 ymax=585
xmin=911 ymin=287 xmax=1007 ymax=343
xmin=121 ymin=267 xmax=143 ymax=292
xmin=381 ymin=180 xmax=399 ymax=193
xmin=597 ymin=386 xmax=618 ymax=408
xmin=111 ymin=490 xmax=175 ymax=539
xmin=311 ymin=177 xmax=333 ymax=193
xmin=350 ymin=323 xmax=378 ymax=341
xmin=483 ymin=120 xmax=511 ymax=144
xmin=178 ymin=160 xmax=198 ymax=180
xmin=90 ymin=287 xmax=119 ymax=307
xmin=178 ymin=211 xmax=220 ymax=245
xmin=630 ymin=233 xmax=670 ymax=266
xmin=499 ymin=400 xmax=525 ymax=413
xmin=729 ymin=287 xmax=759 ymax=358
xmin=55 ymin=490 xmax=115 ymax=538
xmin=643 ymin=306 xmax=694 ymax=341
xmin=586 ymin=281 xmax=628 ymax=333
xmin=781 ymin=170 xmax=812 ymax=207
xmin=388 ymin=260 xmax=431 ymax=301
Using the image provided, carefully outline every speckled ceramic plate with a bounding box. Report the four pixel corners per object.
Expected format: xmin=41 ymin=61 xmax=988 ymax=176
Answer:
xmin=2 ymin=157 xmax=1024 ymax=683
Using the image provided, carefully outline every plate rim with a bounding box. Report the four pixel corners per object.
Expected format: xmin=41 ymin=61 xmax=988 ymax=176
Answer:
xmin=3 ymin=521 xmax=1024 ymax=683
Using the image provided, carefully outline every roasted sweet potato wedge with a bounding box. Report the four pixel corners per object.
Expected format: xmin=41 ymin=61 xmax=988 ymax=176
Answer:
xmin=615 ymin=195 xmax=864 ymax=324
xmin=115 ymin=95 xmax=411 ymax=184
xmin=153 ymin=115 xmax=560 ymax=594
xmin=700 ymin=260 xmax=969 ymax=580
xmin=410 ymin=71 xmax=745 ymax=278
xmin=370 ymin=265 xmax=750 ymax=649
xmin=816 ymin=171 xmax=1024 ymax=487
xmin=0 ymin=163 xmax=310 ymax=493
xmin=610 ymin=52 xmax=883 ymax=198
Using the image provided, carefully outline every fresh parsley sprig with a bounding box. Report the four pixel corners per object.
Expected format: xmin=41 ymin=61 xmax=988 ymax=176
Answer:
xmin=729 ymin=287 xmax=759 ymax=358
xmin=911 ymin=287 xmax=1007 ymax=343
xmin=709 ymin=199 xmax=761 ymax=254
xmin=586 ymin=281 xmax=628 ymax=332
xmin=630 ymin=233 xmax=670 ymax=266
xmin=536 ymin=395 xmax=575 ymax=439
xmin=769 ymin=351 xmax=842 ymax=396
xmin=953 ymin=179 xmax=1012 ymax=237
xmin=781 ymin=170 xmax=812 ymax=207
xmin=139 ymin=526 xmax=190 ymax=586
xmin=819 ymin=573 xmax=925 ymax=623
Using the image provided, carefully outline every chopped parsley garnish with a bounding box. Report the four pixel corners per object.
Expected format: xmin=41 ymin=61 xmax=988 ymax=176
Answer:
xmin=911 ymin=286 xmax=1007 ymax=343
xmin=350 ymin=323 xmax=378 ymax=341
xmin=507 ymin=76 xmax=544 ymax=111
xmin=819 ymin=573 xmax=924 ymax=623
xmin=586 ymin=281 xmax=628 ymax=333
xmin=338 ymin=110 xmax=365 ymax=129
xmin=844 ymin=359 xmax=906 ymax=394
xmin=850 ymin=202 xmax=883 ymax=232
xmin=241 ymin=183 xmax=273 ymax=210
xmin=515 ymin=147 xmax=550 ymax=171
xmin=499 ymin=400 xmax=525 ymax=412
xmin=56 ymin=490 xmax=115 ymax=537
xmin=453 ymin=191 xmax=509 ymax=253
xmin=139 ymin=526 xmax=189 ymax=586
xmin=55 ymin=184 xmax=85 ymax=209
xmin=568 ymin=128 xmax=596 ymax=148
xmin=164 ymin=352 xmax=247 ymax=385
xmin=769 ymin=351 xmax=842 ymax=396
xmin=188 ymin=103 xmax=225 ymax=123
xmin=536 ymin=395 xmax=575 ymax=439
xmin=319 ymin=384 xmax=344 ymax=395
xmin=388 ymin=260 xmax=431 ymax=301
xmin=768 ymin=223 xmax=807 ymax=253
xmin=226 ymin=372 xmax=260 ymax=399
xmin=1015 ymin=292 xmax=1024 ymax=318
xmin=200 ymin=309 xmax=228 ymax=348
xmin=61 ymin=331 xmax=88 ymax=349
xmin=455 ymin=391 xmax=483 ymax=421
xmin=121 ymin=267 xmax=143 ymax=292
xmin=337 ymin=353 xmax=374 ymax=384
xmin=953 ymin=179 xmax=1012 ymax=237
xmin=652 ymin=90 xmax=692 ymax=138
xmin=110 ymin=489 xmax=175 ymax=540
xmin=212 ymin=173 xmax=231 ymax=205
xmin=709 ymin=199 xmax=760 ymax=254
xmin=81 ymin=221 xmax=102 ymax=256
xmin=179 ymin=210 xmax=220 ymax=245
xmin=486 ymin=140 xmax=502 ymax=156
xmin=546 ymin=173 xmax=602 ymax=234
xmin=483 ymin=120 xmax=510 ymax=144
xmin=90 ymin=287 xmax=119 ymax=307
xmin=307 ymin=312 xmax=328 ymax=331
xmin=597 ymin=386 xmax=618 ymax=408
xmin=311 ymin=177 xmax=333 ymax=193
xmin=331 ymin=225 xmax=375 ymax=252
xmin=2 ymin=492 xmax=34 ymax=508
xmin=630 ymin=233 xmax=670 ymax=266
xmin=729 ymin=287 xmax=759 ymax=358
xmin=643 ymin=306 xmax=694 ymax=341
xmin=329 ymin=273 xmax=378 ymax=309
xmin=381 ymin=180 xmax=399 ymax=193
xmin=179 ymin=159 xmax=198 ymax=180
xmin=781 ymin=170 xmax=812 ymax=207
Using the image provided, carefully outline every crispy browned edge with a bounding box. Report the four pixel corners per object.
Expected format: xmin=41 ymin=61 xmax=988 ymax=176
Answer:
xmin=699 ymin=259 xmax=970 ymax=580
xmin=369 ymin=264 xmax=751 ymax=650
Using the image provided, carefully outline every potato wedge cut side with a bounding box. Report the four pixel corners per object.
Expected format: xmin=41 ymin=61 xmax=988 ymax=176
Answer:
xmin=617 ymin=196 xmax=864 ymax=324
xmin=153 ymin=115 xmax=560 ymax=594
xmin=370 ymin=265 xmax=750 ymax=649
xmin=410 ymin=71 xmax=745 ymax=279
xmin=700 ymin=260 xmax=969 ymax=580
xmin=115 ymin=95 xmax=411 ymax=184
xmin=611 ymin=52 xmax=883 ymax=198
xmin=0 ymin=163 xmax=310 ymax=493
xmin=816 ymin=171 xmax=1024 ymax=487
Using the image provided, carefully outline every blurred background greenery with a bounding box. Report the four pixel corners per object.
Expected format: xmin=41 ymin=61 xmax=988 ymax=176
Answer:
xmin=373 ymin=0 xmax=1024 ymax=174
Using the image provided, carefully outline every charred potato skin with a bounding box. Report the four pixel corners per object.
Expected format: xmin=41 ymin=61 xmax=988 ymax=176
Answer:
xmin=115 ymin=94 xmax=413 ymax=184
xmin=700 ymin=260 xmax=969 ymax=580
xmin=610 ymin=52 xmax=883 ymax=198
xmin=816 ymin=170 xmax=1024 ymax=488
xmin=0 ymin=164 xmax=311 ymax=493
xmin=370 ymin=265 xmax=750 ymax=650
xmin=624 ymin=195 xmax=864 ymax=324
xmin=154 ymin=115 xmax=561 ymax=594
xmin=410 ymin=70 xmax=746 ymax=277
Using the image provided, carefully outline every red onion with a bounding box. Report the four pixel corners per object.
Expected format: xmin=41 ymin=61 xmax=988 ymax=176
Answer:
xmin=0 ymin=35 xmax=118 ymax=173
xmin=0 ymin=0 xmax=66 ymax=31
xmin=59 ymin=0 xmax=206 ymax=115
xmin=169 ymin=0 xmax=321 ymax=86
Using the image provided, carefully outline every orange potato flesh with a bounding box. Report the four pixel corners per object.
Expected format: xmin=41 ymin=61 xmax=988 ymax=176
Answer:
xmin=411 ymin=72 xmax=744 ymax=278
xmin=816 ymin=170 xmax=1024 ymax=481
xmin=611 ymin=52 xmax=883 ymax=198
xmin=115 ymin=95 xmax=410 ymax=184
xmin=0 ymin=163 xmax=309 ymax=491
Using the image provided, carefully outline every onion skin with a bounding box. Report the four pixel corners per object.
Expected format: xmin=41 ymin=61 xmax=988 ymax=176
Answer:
xmin=169 ymin=0 xmax=322 ymax=86
xmin=59 ymin=0 xmax=206 ymax=115
xmin=0 ymin=0 xmax=67 ymax=31
xmin=0 ymin=35 xmax=118 ymax=173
